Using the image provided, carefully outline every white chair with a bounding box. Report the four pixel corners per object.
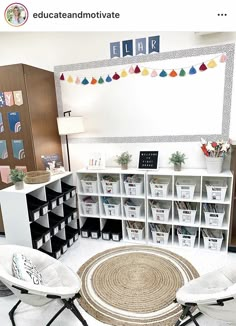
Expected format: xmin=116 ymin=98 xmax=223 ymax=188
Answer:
xmin=0 ymin=244 xmax=88 ymax=326
xmin=175 ymin=264 xmax=236 ymax=325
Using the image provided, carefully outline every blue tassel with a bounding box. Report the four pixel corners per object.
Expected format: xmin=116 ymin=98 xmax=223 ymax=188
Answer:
xmin=106 ymin=75 xmax=112 ymax=82
xmin=82 ymin=78 xmax=89 ymax=85
xmin=189 ymin=66 xmax=197 ymax=75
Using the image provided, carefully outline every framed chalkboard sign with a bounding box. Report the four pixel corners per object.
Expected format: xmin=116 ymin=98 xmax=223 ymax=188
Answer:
xmin=138 ymin=151 xmax=159 ymax=170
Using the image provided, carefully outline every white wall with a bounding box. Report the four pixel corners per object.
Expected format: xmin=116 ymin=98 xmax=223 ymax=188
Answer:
xmin=1 ymin=31 xmax=235 ymax=171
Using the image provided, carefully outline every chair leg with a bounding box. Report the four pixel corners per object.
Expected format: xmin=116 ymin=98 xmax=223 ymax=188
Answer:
xmin=46 ymin=305 xmax=67 ymax=326
xmin=62 ymin=298 xmax=88 ymax=326
xmin=175 ymin=305 xmax=202 ymax=326
xmin=9 ymin=300 xmax=21 ymax=326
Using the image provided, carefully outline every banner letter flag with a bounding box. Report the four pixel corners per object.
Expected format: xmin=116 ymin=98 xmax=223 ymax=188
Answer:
xmin=13 ymin=91 xmax=23 ymax=106
xmin=0 ymin=92 xmax=6 ymax=108
xmin=122 ymin=40 xmax=133 ymax=57
xmin=4 ymin=92 xmax=14 ymax=106
xmin=136 ymin=38 xmax=146 ymax=55
xmin=110 ymin=42 xmax=120 ymax=58
xmin=148 ymin=35 xmax=160 ymax=54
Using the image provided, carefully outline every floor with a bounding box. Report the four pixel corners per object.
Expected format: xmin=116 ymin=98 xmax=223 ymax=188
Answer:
xmin=0 ymin=235 xmax=236 ymax=326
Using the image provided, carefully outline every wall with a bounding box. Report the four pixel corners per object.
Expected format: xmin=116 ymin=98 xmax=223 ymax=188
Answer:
xmin=1 ymin=31 xmax=236 ymax=171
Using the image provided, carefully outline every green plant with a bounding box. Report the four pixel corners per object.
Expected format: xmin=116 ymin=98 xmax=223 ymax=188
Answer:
xmin=9 ymin=169 xmax=25 ymax=183
xmin=115 ymin=151 xmax=132 ymax=165
xmin=169 ymin=151 xmax=187 ymax=165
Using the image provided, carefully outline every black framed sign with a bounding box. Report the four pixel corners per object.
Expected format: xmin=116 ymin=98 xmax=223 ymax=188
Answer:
xmin=138 ymin=151 xmax=159 ymax=169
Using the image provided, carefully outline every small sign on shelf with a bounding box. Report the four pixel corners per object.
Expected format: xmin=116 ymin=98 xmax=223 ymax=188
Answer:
xmin=87 ymin=152 xmax=105 ymax=170
xmin=138 ymin=151 xmax=159 ymax=170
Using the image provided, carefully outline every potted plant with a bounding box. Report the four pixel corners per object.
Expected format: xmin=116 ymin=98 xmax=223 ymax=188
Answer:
xmin=9 ymin=169 xmax=25 ymax=190
xmin=115 ymin=151 xmax=132 ymax=170
xmin=169 ymin=151 xmax=186 ymax=171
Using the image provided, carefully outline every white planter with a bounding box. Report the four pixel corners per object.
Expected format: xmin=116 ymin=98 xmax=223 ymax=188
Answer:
xmin=205 ymin=156 xmax=224 ymax=174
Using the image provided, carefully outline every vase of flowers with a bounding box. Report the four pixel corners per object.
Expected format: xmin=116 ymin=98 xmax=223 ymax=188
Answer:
xmin=200 ymin=138 xmax=231 ymax=173
xmin=115 ymin=151 xmax=132 ymax=170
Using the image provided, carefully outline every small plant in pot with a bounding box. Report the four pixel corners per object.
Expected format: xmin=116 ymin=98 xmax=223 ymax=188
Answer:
xmin=9 ymin=169 xmax=25 ymax=190
xmin=115 ymin=151 xmax=132 ymax=170
xmin=169 ymin=151 xmax=187 ymax=171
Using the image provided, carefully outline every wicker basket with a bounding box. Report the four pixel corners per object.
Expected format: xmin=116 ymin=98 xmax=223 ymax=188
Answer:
xmin=24 ymin=171 xmax=51 ymax=184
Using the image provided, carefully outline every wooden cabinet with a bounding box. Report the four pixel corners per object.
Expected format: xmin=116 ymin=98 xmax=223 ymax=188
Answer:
xmin=229 ymin=144 xmax=236 ymax=251
xmin=0 ymin=64 xmax=62 ymax=232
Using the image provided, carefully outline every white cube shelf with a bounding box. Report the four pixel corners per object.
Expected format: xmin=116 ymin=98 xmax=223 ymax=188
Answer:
xmin=76 ymin=168 xmax=233 ymax=252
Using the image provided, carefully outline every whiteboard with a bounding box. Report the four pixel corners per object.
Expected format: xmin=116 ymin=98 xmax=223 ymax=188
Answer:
xmin=54 ymin=43 xmax=234 ymax=143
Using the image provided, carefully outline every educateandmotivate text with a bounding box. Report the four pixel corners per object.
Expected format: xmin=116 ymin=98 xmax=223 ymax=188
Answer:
xmin=33 ymin=11 xmax=120 ymax=19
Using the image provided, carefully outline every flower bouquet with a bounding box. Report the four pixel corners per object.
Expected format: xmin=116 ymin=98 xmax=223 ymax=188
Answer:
xmin=200 ymin=138 xmax=231 ymax=157
xmin=200 ymin=138 xmax=231 ymax=173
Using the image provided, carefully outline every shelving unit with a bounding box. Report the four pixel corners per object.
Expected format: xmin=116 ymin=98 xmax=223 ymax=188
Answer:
xmin=77 ymin=168 xmax=233 ymax=252
xmin=77 ymin=169 xmax=146 ymax=244
xmin=0 ymin=172 xmax=79 ymax=259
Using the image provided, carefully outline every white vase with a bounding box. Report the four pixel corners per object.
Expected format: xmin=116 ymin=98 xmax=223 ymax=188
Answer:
xmin=205 ymin=156 xmax=224 ymax=174
xmin=14 ymin=181 xmax=24 ymax=190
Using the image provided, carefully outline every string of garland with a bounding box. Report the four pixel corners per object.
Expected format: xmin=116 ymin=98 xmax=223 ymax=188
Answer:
xmin=59 ymin=53 xmax=227 ymax=85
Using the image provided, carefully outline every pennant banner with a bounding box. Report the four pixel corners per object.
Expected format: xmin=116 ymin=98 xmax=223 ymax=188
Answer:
xmin=59 ymin=53 xmax=226 ymax=86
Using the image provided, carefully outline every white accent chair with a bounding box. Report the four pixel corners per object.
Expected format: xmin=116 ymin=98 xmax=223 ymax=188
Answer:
xmin=175 ymin=264 xmax=236 ymax=325
xmin=0 ymin=245 xmax=88 ymax=326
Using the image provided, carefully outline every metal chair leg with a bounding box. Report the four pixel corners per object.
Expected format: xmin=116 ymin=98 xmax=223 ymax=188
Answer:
xmin=9 ymin=300 xmax=21 ymax=326
xmin=46 ymin=305 xmax=67 ymax=326
xmin=175 ymin=305 xmax=202 ymax=326
xmin=62 ymin=298 xmax=88 ymax=326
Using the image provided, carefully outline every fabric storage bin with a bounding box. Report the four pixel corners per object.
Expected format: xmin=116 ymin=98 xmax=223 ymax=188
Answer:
xmin=202 ymin=229 xmax=223 ymax=251
xmin=81 ymin=196 xmax=98 ymax=215
xmin=126 ymin=221 xmax=145 ymax=241
xmin=177 ymin=226 xmax=197 ymax=248
xmin=101 ymin=176 xmax=120 ymax=194
xmin=150 ymin=201 xmax=171 ymax=222
xmin=150 ymin=177 xmax=170 ymax=197
xmin=176 ymin=178 xmax=196 ymax=200
xmin=150 ymin=224 xmax=170 ymax=245
xmin=205 ymin=180 xmax=228 ymax=201
xmin=124 ymin=199 xmax=142 ymax=219
xmin=81 ymin=175 xmax=97 ymax=193
xmin=203 ymin=203 xmax=225 ymax=227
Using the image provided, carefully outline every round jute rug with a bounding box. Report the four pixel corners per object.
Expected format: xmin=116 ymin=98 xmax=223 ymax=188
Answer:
xmin=78 ymin=245 xmax=199 ymax=326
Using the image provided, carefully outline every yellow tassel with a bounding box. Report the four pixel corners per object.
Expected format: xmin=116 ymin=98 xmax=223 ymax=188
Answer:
xmin=121 ymin=69 xmax=128 ymax=77
xmin=207 ymin=59 xmax=217 ymax=68
xmin=141 ymin=68 xmax=149 ymax=76
xmin=67 ymin=75 xmax=74 ymax=83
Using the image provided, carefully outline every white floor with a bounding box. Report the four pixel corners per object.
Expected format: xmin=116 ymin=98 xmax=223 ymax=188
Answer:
xmin=0 ymin=235 xmax=236 ymax=326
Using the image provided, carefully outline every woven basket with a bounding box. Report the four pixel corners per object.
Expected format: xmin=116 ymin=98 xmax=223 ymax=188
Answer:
xmin=24 ymin=171 xmax=51 ymax=184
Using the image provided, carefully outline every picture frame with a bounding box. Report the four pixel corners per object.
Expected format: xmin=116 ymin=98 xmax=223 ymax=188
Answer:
xmin=138 ymin=151 xmax=159 ymax=170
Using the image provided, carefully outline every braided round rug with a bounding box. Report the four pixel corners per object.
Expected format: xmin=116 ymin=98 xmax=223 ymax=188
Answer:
xmin=78 ymin=245 xmax=199 ymax=326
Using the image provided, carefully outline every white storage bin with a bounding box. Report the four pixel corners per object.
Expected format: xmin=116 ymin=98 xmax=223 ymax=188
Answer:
xmin=81 ymin=180 xmax=97 ymax=193
xmin=204 ymin=211 xmax=225 ymax=227
xmin=205 ymin=180 xmax=228 ymax=201
xmin=177 ymin=208 xmax=197 ymax=224
xmin=124 ymin=180 xmax=143 ymax=196
xmin=203 ymin=232 xmax=223 ymax=251
xmin=104 ymin=203 xmax=121 ymax=216
xmin=124 ymin=201 xmax=142 ymax=219
xmin=127 ymin=226 xmax=144 ymax=241
xmin=101 ymin=179 xmax=119 ymax=194
xmin=150 ymin=177 xmax=170 ymax=197
xmin=176 ymin=178 xmax=196 ymax=200
xmin=177 ymin=228 xmax=197 ymax=247
xmin=151 ymin=203 xmax=171 ymax=222
xmin=151 ymin=227 xmax=170 ymax=245
xmin=81 ymin=201 xmax=98 ymax=215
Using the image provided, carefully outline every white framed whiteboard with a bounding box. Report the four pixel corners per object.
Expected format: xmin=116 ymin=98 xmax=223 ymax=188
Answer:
xmin=54 ymin=43 xmax=234 ymax=143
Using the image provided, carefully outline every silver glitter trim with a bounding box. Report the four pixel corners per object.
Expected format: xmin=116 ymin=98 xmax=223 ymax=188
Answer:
xmin=54 ymin=43 xmax=235 ymax=143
